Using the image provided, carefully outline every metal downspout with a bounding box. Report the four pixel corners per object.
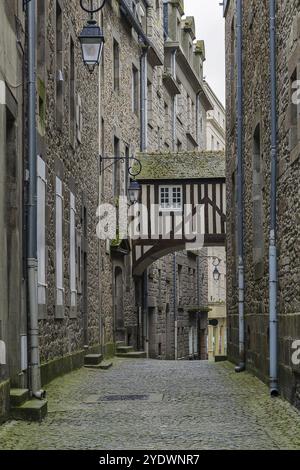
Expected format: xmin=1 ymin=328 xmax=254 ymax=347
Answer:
xmin=269 ymin=0 xmax=279 ymax=397
xmin=196 ymin=93 xmax=200 ymax=148
xmin=173 ymin=253 xmax=177 ymax=360
xmin=143 ymin=270 xmax=149 ymax=357
xmin=140 ymin=47 xmax=148 ymax=153
xmin=171 ymin=50 xmax=177 ymax=152
xmin=26 ymin=0 xmax=44 ymax=398
xmin=235 ymin=0 xmax=245 ymax=373
xmin=140 ymin=46 xmax=148 ymax=354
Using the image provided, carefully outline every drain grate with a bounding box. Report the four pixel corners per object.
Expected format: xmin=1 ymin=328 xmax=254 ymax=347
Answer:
xmin=84 ymin=393 xmax=163 ymax=404
xmin=100 ymin=394 xmax=149 ymax=402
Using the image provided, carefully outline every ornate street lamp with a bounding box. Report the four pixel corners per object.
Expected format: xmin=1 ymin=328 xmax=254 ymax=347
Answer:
xmin=128 ymin=180 xmax=142 ymax=205
xmin=212 ymin=257 xmax=221 ymax=282
xmin=79 ymin=21 xmax=104 ymax=73
xmin=213 ymin=266 xmax=221 ymax=282
xmin=79 ymin=0 xmax=106 ymax=73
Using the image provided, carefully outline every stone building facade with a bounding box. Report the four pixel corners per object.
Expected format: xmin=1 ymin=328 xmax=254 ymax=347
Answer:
xmin=0 ymin=0 xmax=103 ymax=422
xmin=99 ymin=0 xmax=214 ymax=360
xmin=225 ymin=0 xmax=300 ymax=409
xmin=139 ymin=0 xmax=213 ymax=360
xmin=0 ymin=0 xmax=222 ymax=423
xmin=0 ymin=0 xmax=26 ymax=422
xmin=36 ymin=0 xmax=102 ymax=363
xmin=204 ymin=81 xmax=226 ymax=151
xmin=202 ymin=81 xmax=226 ymax=362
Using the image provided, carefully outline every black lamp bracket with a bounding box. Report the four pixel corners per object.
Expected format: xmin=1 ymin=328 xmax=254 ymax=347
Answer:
xmin=80 ymin=0 xmax=106 ymax=16
xmin=99 ymin=155 xmax=142 ymax=178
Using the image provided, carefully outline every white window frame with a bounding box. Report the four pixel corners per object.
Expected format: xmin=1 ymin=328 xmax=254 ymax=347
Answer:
xmin=37 ymin=156 xmax=47 ymax=305
xmin=159 ymin=185 xmax=183 ymax=211
xmin=70 ymin=192 xmax=77 ymax=307
xmin=55 ymin=176 xmax=64 ymax=306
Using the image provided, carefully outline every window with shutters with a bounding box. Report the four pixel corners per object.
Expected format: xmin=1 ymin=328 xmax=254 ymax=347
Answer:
xmin=76 ymin=94 xmax=83 ymax=144
xmin=177 ymin=264 xmax=183 ymax=303
xmin=147 ymin=80 xmax=153 ymax=126
xmin=55 ymin=176 xmax=64 ymax=313
xmin=37 ymin=156 xmax=47 ymax=306
xmin=113 ymin=136 xmax=120 ymax=197
xmin=124 ymin=145 xmax=130 ymax=196
xmin=113 ymin=39 xmax=120 ymax=92
xmin=132 ymin=65 xmax=139 ymax=114
xmin=289 ymin=68 xmax=298 ymax=152
xmin=252 ymin=124 xmax=264 ymax=275
xmin=56 ymin=1 xmax=64 ymax=130
xmin=70 ymin=192 xmax=77 ymax=308
xmin=230 ymin=17 xmax=236 ymax=127
xmin=164 ymin=102 xmax=170 ymax=145
xmin=70 ymin=36 xmax=76 ymax=146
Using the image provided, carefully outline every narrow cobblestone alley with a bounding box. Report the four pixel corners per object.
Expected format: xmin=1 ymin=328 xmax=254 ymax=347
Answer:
xmin=0 ymin=360 xmax=300 ymax=450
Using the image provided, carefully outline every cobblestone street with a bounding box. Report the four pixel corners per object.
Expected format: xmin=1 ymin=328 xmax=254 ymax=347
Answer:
xmin=0 ymin=360 xmax=300 ymax=450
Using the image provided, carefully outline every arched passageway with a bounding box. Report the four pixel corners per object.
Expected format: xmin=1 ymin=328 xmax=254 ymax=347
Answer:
xmin=131 ymin=152 xmax=226 ymax=360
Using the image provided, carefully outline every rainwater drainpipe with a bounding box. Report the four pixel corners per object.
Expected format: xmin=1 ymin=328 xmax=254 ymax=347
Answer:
xmin=173 ymin=253 xmax=178 ymax=360
xmin=140 ymin=46 xmax=148 ymax=355
xmin=269 ymin=0 xmax=279 ymax=397
xmin=26 ymin=0 xmax=44 ymax=398
xmin=171 ymin=50 xmax=176 ymax=151
xmin=235 ymin=0 xmax=245 ymax=373
xmin=140 ymin=47 xmax=148 ymax=152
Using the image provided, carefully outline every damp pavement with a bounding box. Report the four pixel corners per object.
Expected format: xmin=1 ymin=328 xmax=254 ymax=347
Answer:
xmin=0 ymin=359 xmax=300 ymax=450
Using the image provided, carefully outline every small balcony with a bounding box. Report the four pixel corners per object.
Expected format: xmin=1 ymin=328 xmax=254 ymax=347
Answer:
xmin=163 ymin=67 xmax=181 ymax=96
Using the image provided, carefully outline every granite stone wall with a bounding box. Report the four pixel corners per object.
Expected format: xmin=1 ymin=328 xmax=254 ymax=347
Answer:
xmin=225 ymin=0 xmax=300 ymax=408
xmin=36 ymin=0 xmax=101 ymax=362
xmin=100 ymin=0 xmax=209 ymax=356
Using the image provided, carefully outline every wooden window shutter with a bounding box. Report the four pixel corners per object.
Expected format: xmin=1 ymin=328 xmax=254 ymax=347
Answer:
xmin=76 ymin=93 xmax=82 ymax=144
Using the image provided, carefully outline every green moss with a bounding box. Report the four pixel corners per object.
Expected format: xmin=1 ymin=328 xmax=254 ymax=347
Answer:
xmin=41 ymin=344 xmax=103 ymax=386
xmin=188 ymin=306 xmax=212 ymax=313
xmin=134 ymin=151 xmax=225 ymax=181
xmin=104 ymin=342 xmax=115 ymax=358
xmin=110 ymin=226 xmax=122 ymax=247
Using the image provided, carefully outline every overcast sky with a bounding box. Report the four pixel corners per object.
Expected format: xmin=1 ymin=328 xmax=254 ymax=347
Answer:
xmin=184 ymin=0 xmax=225 ymax=107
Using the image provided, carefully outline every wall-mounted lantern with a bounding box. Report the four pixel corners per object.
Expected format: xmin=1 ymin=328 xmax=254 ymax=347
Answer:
xmin=79 ymin=0 xmax=106 ymax=73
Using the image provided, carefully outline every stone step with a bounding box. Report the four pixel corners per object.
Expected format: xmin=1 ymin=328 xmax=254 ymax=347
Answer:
xmin=99 ymin=360 xmax=113 ymax=370
xmin=116 ymin=351 xmax=147 ymax=359
xmin=10 ymin=389 xmax=30 ymax=407
xmin=116 ymin=346 xmax=134 ymax=354
xmin=84 ymin=360 xmax=113 ymax=370
xmin=116 ymin=341 xmax=125 ymax=347
xmin=84 ymin=354 xmax=103 ymax=366
xmin=10 ymin=399 xmax=48 ymax=422
xmin=215 ymin=355 xmax=227 ymax=362
xmin=84 ymin=363 xmax=103 ymax=369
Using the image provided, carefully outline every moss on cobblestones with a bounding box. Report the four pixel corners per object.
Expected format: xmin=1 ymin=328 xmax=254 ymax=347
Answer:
xmin=0 ymin=360 xmax=300 ymax=450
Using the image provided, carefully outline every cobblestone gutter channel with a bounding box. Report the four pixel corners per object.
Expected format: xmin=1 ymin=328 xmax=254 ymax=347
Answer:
xmin=0 ymin=360 xmax=300 ymax=450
